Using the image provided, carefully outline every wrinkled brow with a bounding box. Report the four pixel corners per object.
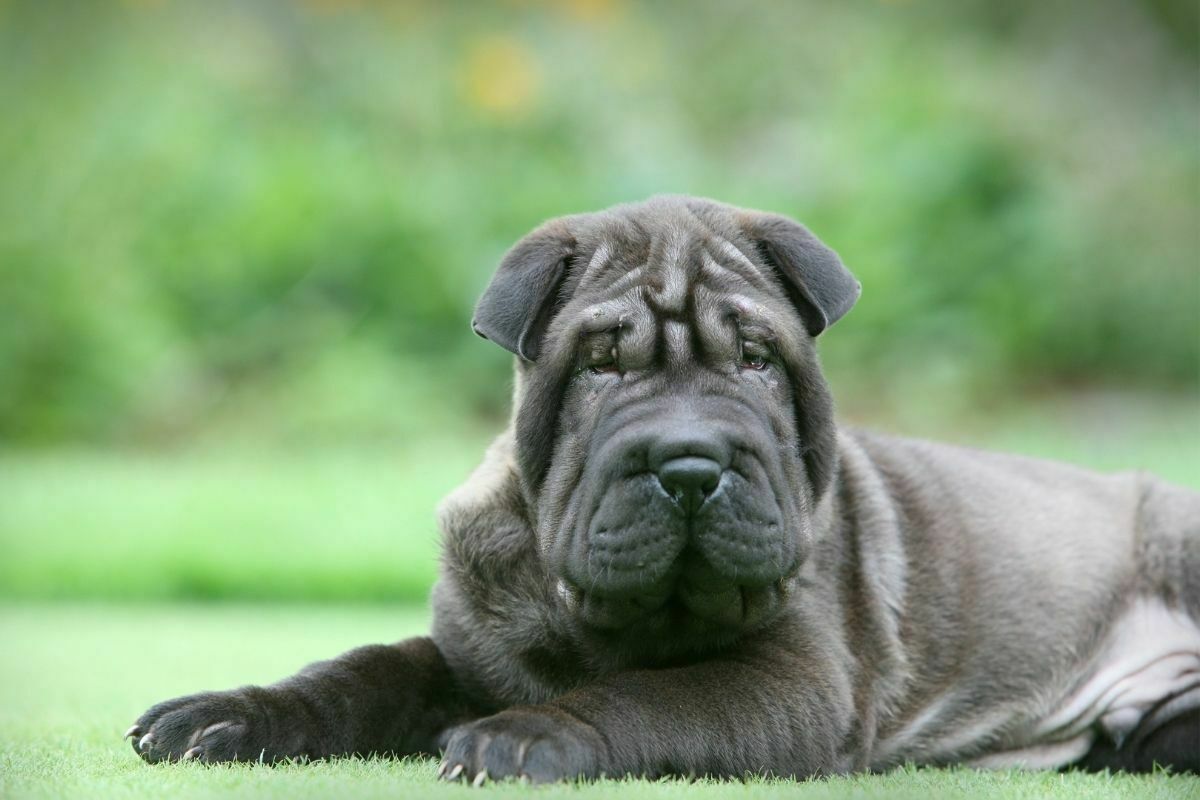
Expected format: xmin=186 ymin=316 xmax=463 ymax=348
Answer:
xmin=570 ymin=274 xmax=794 ymax=333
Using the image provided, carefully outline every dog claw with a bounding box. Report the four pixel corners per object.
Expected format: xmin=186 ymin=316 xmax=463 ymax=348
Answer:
xmin=123 ymin=725 xmax=141 ymax=740
xmin=436 ymin=760 xmax=447 ymax=778
xmin=182 ymin=746 xmax=202 ymax=761
xmin=137 ymin=733 xmax=153 ymax=752
xmin=447 ymin=763 xmax=464 ymax=781
xmin=472 ymin=769 xmax=488 ymax=787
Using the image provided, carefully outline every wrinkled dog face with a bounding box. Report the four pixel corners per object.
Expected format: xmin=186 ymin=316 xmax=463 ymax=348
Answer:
xmin=473 ymin=197 xmax=860 ymax=648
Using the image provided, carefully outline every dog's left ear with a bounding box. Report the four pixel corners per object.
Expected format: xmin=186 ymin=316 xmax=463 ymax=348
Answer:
xmin=472 ymin=219 xmax=576 ymax=361
xmin=740 ymin=212 xmax=861 ymax=336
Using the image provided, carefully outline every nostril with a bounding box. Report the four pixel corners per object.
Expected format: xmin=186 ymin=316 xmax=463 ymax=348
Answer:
xmin=656 ymin=456 xmax=723 ymax=511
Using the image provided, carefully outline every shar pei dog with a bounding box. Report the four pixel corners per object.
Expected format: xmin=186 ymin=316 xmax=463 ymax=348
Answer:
xmin=127 ymin=196 xmax=1199 ymax=781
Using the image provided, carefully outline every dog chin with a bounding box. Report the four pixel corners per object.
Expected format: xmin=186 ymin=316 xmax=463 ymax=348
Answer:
xmin=556 ymin=572 xmax=795 ymax=639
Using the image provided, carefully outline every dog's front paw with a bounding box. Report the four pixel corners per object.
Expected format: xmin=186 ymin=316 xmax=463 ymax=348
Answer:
xmin=439 ymin=707 xmax=607 ymax=784
xmin=125 ymin=687 xmax=305 ymax=764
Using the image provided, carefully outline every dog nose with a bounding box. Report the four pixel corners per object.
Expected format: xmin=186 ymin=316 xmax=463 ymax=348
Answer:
xmin=657 ymin=456 xmax=723 ymax=512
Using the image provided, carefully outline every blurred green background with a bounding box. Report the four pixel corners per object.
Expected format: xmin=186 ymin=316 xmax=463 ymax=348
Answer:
xmin=1 ymin=0 xmax=1197 ymax=603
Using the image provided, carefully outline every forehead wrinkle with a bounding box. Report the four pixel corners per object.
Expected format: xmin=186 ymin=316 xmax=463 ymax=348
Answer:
xmin=712 ymin=237 xmax=766 ymax=282
xmin=650 ymin=261 xmax=691 ymax=315
xmin=691 ymin=283 xmax=739 ymax=362
xmin=698 ymin=247 xmax=772 ymax=295
xmin=574 ymin=243 xmax=631 ymax=296
xmin=569 ymin=284 xmax=653 ymax=335
xmin=581 ymin=220 xmax=713 ymax=309
xmin=729 ymin=297 xmax=792 ymax=338
xmin=660 ymin=223 xmax=691 ymax=269
xmin=584 ymin=241 xmax=612 ymax=274
xmin=568 ymin=264 xmax=793 ymax=350
xmin=618 ymin=295 xmax=658 ymax=367
xmin=689 ymin=280 xmax=800 ymax=347
xmin=599 ymin=260 xmax=651 ymax=297
xmin=572 ymin=237 xmax=653 ymax=298
xmin=712 ymin=235 xmax=753 ymax=264
xmin=646 ymin=231 xmax=701 ymax=315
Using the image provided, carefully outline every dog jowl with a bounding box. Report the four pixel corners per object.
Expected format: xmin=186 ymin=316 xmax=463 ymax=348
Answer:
xmin=126 ymin=196 xmax=1200 ymax=782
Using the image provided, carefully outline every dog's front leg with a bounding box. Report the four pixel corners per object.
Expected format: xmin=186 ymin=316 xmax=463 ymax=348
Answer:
xmin=127 ymin=636 xmax=479 ymax=764
xmin=438 ymin=643 xmax=854 ymax=783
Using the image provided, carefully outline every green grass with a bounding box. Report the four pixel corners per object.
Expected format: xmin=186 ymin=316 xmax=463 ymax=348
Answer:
xmin=0 ymin=436 xmax=488 ymax=603
xmin=1 ymin=603 xmax=1195 ymax=800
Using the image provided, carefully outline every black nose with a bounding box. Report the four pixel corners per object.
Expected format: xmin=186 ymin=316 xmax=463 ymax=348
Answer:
xmin=657 ymin=456 xmax=723 ymax=512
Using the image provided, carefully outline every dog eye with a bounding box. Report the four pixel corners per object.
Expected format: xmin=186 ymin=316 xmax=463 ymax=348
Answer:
xmin=740 ymin=341 xmax=771 ymax=371
xmin=583 ymin=344 xmax=620 ymax=376
xmin=742 ymin=354 xmax=768 ymax=370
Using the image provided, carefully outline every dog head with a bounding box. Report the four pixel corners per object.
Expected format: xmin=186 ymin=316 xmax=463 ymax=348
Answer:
xmin=473 ymin=196 xmax=859 ymax=647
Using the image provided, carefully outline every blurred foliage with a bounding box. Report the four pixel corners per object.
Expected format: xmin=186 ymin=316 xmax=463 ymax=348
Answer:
xmin=0 ymin=0 xmax=1197 ymax=446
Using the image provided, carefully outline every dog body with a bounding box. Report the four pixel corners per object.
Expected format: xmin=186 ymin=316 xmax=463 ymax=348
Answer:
xmin=434 ymin=402 xmax=1200 ymax=775
xmin=128 ymin=196 xmax=1199 ymax=780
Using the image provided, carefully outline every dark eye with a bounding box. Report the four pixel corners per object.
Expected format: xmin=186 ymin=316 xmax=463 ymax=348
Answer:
xmin=740 ymin=341 xmax=770 ymax=371
xmin=742 ymin=355 xmax=767 ymax=370
xmin=584 ymin=344 xmax=620 ymax=376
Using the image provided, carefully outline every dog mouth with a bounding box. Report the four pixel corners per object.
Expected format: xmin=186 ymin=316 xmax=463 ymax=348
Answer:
xmin=555 ymin=552 xmax=797 ymax=633
xmin=552 ymin=442 xmax=802 ymax=637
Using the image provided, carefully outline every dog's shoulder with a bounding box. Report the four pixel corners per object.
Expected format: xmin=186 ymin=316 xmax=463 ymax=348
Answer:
xmin=436 ymin=429 xmax=534 ymax=575
xmin=432 ymin=430 xmax=589 ymax=704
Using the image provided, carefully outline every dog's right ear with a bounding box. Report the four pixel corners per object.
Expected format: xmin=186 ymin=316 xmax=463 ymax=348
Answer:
xmin=472 ymin=219 xmax=576 ymax=362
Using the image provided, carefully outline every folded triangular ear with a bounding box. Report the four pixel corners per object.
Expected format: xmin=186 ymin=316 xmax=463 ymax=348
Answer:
xmin=472 ymin=219 xmax=576 ymax=361
xmin=740 ymin=212 xmax=861 ymax=336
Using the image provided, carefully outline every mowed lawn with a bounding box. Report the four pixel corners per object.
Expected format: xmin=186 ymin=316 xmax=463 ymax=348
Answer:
xmin=0 ymin=436 xmax=489 ymax=604
xmin=1 ymin=604 xmax=1195 ymax=800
